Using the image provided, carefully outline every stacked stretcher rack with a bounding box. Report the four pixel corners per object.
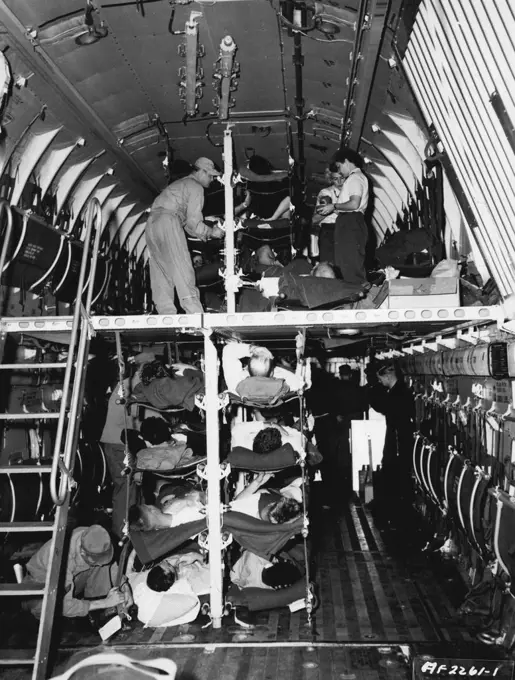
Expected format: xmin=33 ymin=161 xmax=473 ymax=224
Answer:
xmin=0 ymin=304 xmax=500 ymax=640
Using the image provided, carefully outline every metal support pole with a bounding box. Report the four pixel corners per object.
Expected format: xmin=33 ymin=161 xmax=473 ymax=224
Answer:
xmin=223 ymin=126 xmax=236 ymax=314
xmin=203 ymin=330 xmax=223 ymax=628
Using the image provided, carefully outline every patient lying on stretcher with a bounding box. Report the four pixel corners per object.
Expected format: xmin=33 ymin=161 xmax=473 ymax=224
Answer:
xmin=136 ymin=417 xmax=205 ymax=471
xmin=131 ymin=359 xmax=204 ymax=411
xmin=129 ymin=486 xmax=206 ymax=531
xmin=230 ymin=472 xmax=303 ymax=524
xmin=129 ymin=470 xmax=302 ymax=531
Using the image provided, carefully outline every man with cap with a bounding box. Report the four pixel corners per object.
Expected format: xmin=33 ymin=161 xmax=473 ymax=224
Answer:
xmin=145 ymin=157 xmax=225 ymax=315
xmin=24 ymin=525 xmax=123 ymax=619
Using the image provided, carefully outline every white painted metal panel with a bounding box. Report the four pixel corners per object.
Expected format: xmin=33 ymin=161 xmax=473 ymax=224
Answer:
xmin=404 ymin=0 xmax=515 ymax=295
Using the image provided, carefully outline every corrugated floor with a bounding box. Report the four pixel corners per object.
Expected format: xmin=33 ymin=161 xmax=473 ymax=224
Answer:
xmin=2 ymin=500 xmax=495 ymax=679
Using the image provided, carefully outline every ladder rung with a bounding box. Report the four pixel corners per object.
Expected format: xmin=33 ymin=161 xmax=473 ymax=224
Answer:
xmin=0 ymin=650 xmax=35 ymax=665
xmin=0 ymin=466 xmax=51 ymax=474
xmin=0 ymin=522 xmax=54 ymax=532
xmin=0 ymin=363 xmax=67 ymax=370
xmin=0 ymin=583 xmax=45 ymax=596
xmin=0 ymin=413 xmax=61 ymax=420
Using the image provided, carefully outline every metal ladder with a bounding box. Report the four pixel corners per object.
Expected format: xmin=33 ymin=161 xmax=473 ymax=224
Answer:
xmin=0 ymin=197 xmax=103 ymax=679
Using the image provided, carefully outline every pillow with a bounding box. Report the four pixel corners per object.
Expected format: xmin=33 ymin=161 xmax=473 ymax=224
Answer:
xmin=227 ymin=443 xmax=297 ymax=471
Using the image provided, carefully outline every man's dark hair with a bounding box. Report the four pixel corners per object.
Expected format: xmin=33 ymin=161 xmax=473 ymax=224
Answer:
xmin=262 ymin=559 xmax=302 ymax=589
xmin=140 ymin=360 xmax=170 ymax=386
xmin=128 ymin=504 xmax=144 ymax=530
xmin=146 ymin=565 xmax=176 ymax=592
xmin=268 ymin=497 xmax=302 ymax=524
xmin=332 ymin=147 xmax=364 ymax=169
xmin=140 ymin=417 xmax=171 ymax=446
xmin=252 ymin=427 xmax=282 ymax=454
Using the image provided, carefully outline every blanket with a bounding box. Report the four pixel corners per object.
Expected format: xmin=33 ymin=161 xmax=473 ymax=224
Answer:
xmin=279 ymin=272 xmax=363 ymax=309
xmin=130 ymin=511 xmax=304 ymax=564
xmin=132 ymin=369 xmax=204 ymax=411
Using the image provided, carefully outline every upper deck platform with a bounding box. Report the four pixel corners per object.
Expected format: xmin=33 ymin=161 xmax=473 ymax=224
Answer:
xmin=0 ymin=306 xmax=498 ymax=345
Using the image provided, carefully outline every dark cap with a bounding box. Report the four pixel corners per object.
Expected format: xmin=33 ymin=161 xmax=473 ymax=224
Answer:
xmin=80 ymin=525 xmax=113 ymax=566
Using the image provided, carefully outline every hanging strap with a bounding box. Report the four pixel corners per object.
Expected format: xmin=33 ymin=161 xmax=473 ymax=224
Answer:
xmin=296 ymin=335 xmax=315 ymax=632
xmin=114 ymin=331 xmax=134 ymax=540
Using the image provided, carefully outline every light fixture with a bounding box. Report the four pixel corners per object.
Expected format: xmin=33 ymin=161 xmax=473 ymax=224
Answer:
xmin=75 ymin=3 xmax=108 ymax=46
xmin=76 ymin=137 xmax=86 ymax=147
xmin=371 ymin=123 xmax=381 ymax=133
xmin=336 ymin=328 xmax=361 ymax=336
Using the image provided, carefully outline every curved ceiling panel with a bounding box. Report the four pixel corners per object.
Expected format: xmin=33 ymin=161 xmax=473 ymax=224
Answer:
xmin=9 ymin=122 xmax=62 ymax=205
xmin=101 ymin=192 xmax=128 ymax=230
xmin=106 ymin=201 xmax=139 ymax=242
xmin=34 ymin=134 xmax=78 ymax=197
xmin=68 ymin=169 xmax=106 ymax=229
xmin=367 ymin=131 xmax=422 ymax=186
xmin=368 ymin=169 xmax=405 ymax=215
xmin=381 ymin=123 xmax=425 ymax=182
xmin=371 ymin=181 xmax=401 ymax=221
xmin=0 ymin=90 xmax=45 ymax=179
xmin=51 ymin=151 xmax=104 ymax=218
xmin=385 ymin=112 xmax=429 ymax=159
xmin=126 ymin=220 xmax=147 ymax=256
xmin=114 ymin=209 xmax=146 ymax=249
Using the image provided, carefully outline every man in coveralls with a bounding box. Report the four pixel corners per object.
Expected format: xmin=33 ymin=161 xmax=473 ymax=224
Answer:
xmin=145 ymin=157 xmax=225 ymax=314
xmin=317 ymin=148 xmax=369 ymax=286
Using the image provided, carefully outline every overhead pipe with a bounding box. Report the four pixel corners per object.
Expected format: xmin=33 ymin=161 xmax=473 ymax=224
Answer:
xmin=341 ymin=0 xmax=369 ymax=146
xmin=0 ymin=199 xmax=13 ymax=318
xmin=222 ymin=126 xmax=237 ymax=314
xmin=292 ymin=25 xmax=306 ymax=194
xmin=342 ymin=0 xmax=390 ymax=150
xmin=178 ymin=11 xmax=204 ymax=117
xmin=213 ymin=36 xmax=239 ymax=120
xmin=203 ymin=330 xmax=223 ymax=628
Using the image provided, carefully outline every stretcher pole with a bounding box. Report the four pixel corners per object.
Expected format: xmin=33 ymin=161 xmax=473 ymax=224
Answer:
xmin=223 ymin=126 xmax=236 ymax=314
xmin=203 ymin=330 xmax=224 ymax=627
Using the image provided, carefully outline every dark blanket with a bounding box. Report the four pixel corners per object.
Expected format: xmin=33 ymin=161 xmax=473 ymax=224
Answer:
xmin=375 ymin=229 xmax=433 ymax=268
xmin=131 ymin=369 xmax=204 ymax=411
xmin=227 ymin=578 xmax=306 ymax=611
xmin=279 ymin=272 xmax=363 ymax=309
xmin=130 ymin=511 xmax=304 ymax=564
xmin=228 ymin=443 xmax=298 ymax=471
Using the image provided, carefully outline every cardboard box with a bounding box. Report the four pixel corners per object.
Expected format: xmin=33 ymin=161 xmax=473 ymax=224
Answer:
xmin=388 ymin=276 xmax=460 ymax=309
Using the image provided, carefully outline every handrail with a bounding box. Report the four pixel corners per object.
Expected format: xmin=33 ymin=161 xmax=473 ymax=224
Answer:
xmin=0 ymin=199 xmax=14 ymax=315
xmin=60 ymin=200 xmax=103 ymax=498
xmin=50 ymin=198 xmax=102 ymax=505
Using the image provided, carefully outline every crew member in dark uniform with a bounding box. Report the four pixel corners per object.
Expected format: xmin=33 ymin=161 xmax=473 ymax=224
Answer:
xmin=368 ymin=360 xmax=415 ymax=518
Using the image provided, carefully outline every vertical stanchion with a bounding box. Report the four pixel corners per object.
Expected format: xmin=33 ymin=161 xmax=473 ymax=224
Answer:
xmin=204 ymin=330 xmax=223 ymax=627
xmin=223 ymin=126 xmax=236 ymax=314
